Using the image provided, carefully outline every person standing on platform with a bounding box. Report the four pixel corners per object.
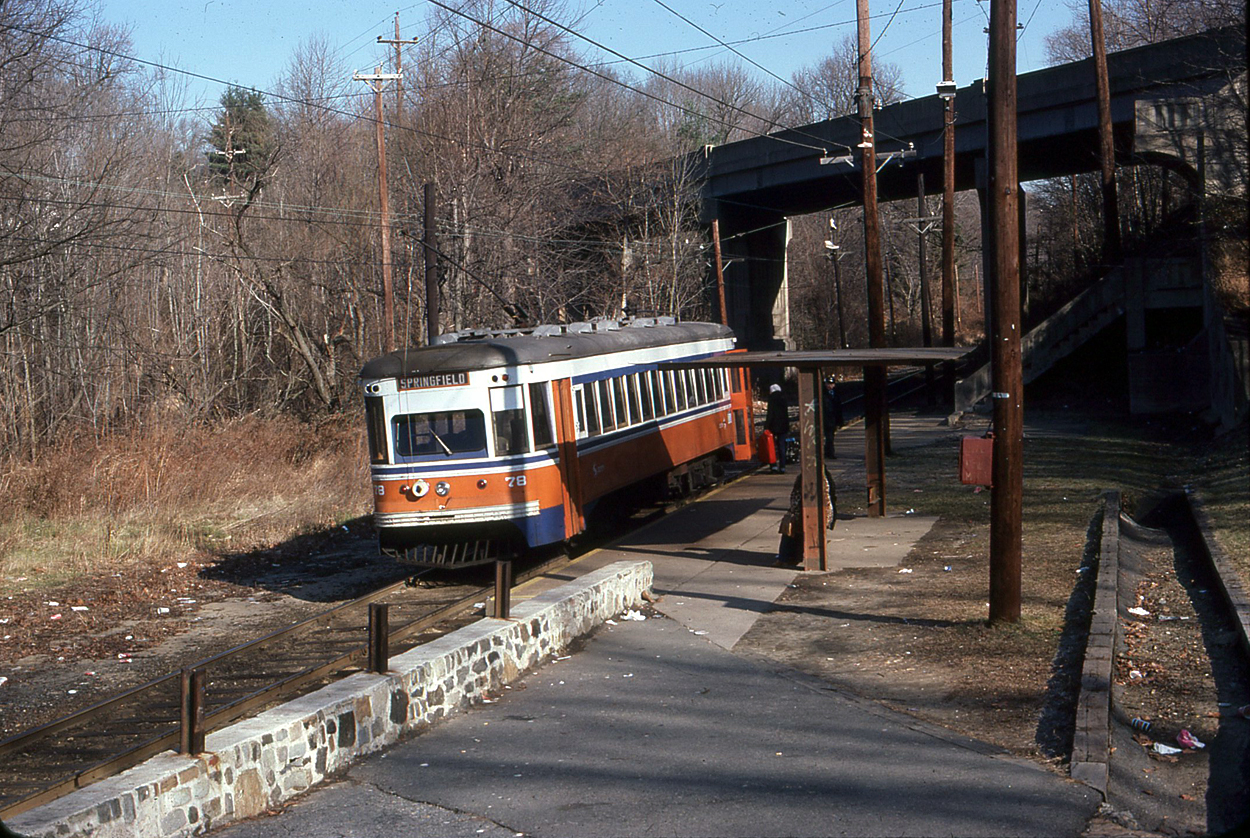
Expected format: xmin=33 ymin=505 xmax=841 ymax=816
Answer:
xmin=822 ymin=376 xmax=844 ymax=459
xmin=764 ymin=383 xmax=789 ymax=473
xmin=776 ymin=467 xmax=837 ymax=566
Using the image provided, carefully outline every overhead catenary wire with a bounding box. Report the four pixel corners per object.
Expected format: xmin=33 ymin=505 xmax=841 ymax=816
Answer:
xmin=487 ymin=0 xmax=842 ymax=154
xmin=646 ymin=0 xmax=830 ymax=113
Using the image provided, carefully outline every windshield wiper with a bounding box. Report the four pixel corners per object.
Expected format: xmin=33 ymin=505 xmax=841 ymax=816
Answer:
xmin=428 ymin=429 xmax=454 ymax=457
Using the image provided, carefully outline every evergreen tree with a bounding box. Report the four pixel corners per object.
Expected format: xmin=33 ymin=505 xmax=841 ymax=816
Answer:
xmin=206 ymin=86 xmax=274 ymax=188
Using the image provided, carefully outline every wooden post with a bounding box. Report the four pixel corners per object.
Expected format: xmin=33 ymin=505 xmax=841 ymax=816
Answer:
xmin=856 ymin=0 xmax=888 ymax=518
xmin=919 ymin=173 xmax=936 ymax=404
xmin=799 ymin=370 xmax=827 ymax=571
xmin=1088 ymin=0 xmax=1121 ymax=264
xmin=424 ymin=182 xmax=439 ymax=344
xmin=832 ymin=249 xmax=848 ymax=348
xmin=941 ymin=0 xmax=957 ymax=353
xmin=372 ymin=68 xmax=395 ymax=354
xmin=712 ymin=219 xmax=729 ymax=326
xmin=987 ymin=0 xmax=1023 ymax=623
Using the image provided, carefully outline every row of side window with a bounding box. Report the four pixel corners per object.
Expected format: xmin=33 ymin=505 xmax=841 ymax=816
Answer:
xmin=573 ymin=366 xmax=728 ymax=439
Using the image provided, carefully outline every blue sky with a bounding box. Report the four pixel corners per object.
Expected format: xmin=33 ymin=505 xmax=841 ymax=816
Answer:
xmin=100 ymin=0 xmax=1076 ymax=112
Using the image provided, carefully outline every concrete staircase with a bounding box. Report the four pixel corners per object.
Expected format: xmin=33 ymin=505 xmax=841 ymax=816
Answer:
xmin=953 ymin=257 xmax=1202 ymax=414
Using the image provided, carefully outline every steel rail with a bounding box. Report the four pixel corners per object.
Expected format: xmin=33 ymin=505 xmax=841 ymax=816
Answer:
xmin=0 ymin=552 xmax=573 ymax=819
xmin=0 ymin=572 xmax=430 ymax=762
xmin=0 ymin=672 xmax=178 ymax=758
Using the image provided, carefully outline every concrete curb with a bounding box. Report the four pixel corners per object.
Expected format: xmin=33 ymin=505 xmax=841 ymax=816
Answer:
xmin=1070 ymin=490 xmax=1120 ymax=797
xmin=8 ymin=561 xmax=653 ymax=838
xmin=1185 ymin=490 xmax=1250 ymax=660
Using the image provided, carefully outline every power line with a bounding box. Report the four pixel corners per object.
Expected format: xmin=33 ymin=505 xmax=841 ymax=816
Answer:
xmin=869 ymin=0 xmax=911 ymax=55
xmin=0 ymin=21 xmax=621 ymax=183
xmin=646 ymin=0 xmax=823 ymax=111
xmin=487 ymin=0 xmax=840 ymax=154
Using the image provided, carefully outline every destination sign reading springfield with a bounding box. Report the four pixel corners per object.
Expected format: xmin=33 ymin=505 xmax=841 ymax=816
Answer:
xmin=398 ymin=372 xmax=469 ymax=390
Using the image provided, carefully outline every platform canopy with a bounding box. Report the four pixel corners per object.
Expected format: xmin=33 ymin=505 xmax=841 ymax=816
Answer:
xmin=661 ymin=345 xmax=970 ymax=572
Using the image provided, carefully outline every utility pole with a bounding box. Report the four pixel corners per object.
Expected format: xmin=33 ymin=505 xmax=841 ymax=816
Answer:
xmin=377 ymin=14 xmax=419 ymax=126
xmin=855 ymin=0 xmax=888 ymax=518
xmin=712 ymin=219 xmax=729 ymax=326
xmin=1088 ymin=0 xmax=1120 ymax=264
xmin=939 ymin=0 xmax=958 ymax=393
xmin=825 ymin=219 xmax=848 ymax=349
xmin=354 ymin=66 xmax=402 ymax=353
xmin=917 ymin=173 xmax=936 ymax=404
xmin=424 ymin=182 xmax=439 ymax=344
xmin=987 ymin=0 xmax=1023 ymax=624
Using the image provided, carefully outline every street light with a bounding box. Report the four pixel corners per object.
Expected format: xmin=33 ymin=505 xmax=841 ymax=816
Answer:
xmin=936 ymin=79 xmax=957 ymax=100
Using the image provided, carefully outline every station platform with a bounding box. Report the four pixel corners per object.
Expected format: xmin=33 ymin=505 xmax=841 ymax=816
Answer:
xmin=519 ymin=407 xmax=957 ymax=649
xmin=213 ymin=407 xmax=1098 ymax=838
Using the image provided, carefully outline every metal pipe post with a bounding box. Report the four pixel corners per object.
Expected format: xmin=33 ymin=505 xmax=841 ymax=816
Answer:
xmin=494 ymin=560 xmax=512 ymax=620
xmin=368 ymin=603 xmax=390 ymax=673
xmin=179 ymin=668 xmax=205 ymax=755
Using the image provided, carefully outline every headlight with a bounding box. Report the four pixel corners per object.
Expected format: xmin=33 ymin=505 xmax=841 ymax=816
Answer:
xmin=435 ymin=481 xmax=451 ymax=497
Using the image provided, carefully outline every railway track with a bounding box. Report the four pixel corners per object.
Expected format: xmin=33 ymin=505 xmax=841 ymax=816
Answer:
xmin=0 ymin=459 xmax=759 ymax=820
xmin=0 ymin=548 xmax=581 ymax=819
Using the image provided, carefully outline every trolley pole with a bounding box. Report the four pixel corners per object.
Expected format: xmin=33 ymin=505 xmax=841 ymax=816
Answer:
xmin=1088 ymin=0 xmax=1120 ymax=264
xmin=354 ymin=67 xmax=402 ymax=354
xmin=856 ymin=0 xmax=888 ymax=518
xmin=987 ymin=0 xmax=1023 ymax=623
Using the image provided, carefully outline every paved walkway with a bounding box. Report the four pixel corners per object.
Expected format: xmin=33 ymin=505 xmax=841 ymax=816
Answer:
xmin=215 ymin=409 xmax=1101 ymax=837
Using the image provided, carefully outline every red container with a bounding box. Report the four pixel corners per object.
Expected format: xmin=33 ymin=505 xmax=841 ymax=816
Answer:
xmin=758 ymin=431 xmax=778 ymax=465
xmin=960 ymin=436 xmax=994 ymax=486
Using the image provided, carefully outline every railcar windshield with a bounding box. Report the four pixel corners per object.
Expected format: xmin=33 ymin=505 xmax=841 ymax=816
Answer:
xmin=393 ymin=410 xmax=488 ymax=461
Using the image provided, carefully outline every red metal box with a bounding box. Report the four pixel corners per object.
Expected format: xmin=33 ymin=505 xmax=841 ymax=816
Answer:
xmin=960 ymin=436 xmax=994 ymax=486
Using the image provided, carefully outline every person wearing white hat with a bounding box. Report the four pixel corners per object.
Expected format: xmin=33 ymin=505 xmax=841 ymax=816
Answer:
xmin=763 ymin=383 xmax=789 ymax=473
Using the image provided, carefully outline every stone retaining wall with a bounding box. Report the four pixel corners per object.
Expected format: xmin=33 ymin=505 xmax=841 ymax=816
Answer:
xmin=9 ymin=561 xmax=653 ymax=838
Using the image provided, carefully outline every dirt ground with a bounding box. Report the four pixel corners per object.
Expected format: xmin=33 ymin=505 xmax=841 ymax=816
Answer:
xmin=732 ymin=413 xmax=1250 ymax=837
xmin=0 ymin=521 xmax=415 ymax=739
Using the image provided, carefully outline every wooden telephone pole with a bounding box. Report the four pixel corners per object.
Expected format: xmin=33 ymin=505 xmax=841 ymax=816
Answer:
xmin=377 ymin=14 xmax=419 ymax=125
xmin=987 ymin=0 xmax=1023 ymax=623
xmin=856 ymin=0 xmax=888 ymax=518
xmin=939 ymin=0 xmax=957 ymax=350
xmin=1088 ymin=0 xmax=1121 ymax=264
xmin=354 ymin=67 xmax=402 ymax=353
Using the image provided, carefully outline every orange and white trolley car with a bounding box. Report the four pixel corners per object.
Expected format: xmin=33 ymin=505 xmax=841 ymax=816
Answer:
xmin=359 ymin=317 xmax=753 ymax=567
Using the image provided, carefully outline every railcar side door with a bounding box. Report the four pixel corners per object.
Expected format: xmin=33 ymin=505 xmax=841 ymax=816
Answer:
xmin=551 ymin=378 xmax=585 ymax=539
xmin=726 ymin=349 xmax=755 ymax=461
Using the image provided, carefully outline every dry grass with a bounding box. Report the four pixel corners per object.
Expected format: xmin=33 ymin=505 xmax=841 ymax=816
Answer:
xmin=0 ymin=415 xmax=372 ymax=595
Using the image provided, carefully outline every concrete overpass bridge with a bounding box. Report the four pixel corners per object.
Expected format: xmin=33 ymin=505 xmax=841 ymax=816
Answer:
xmin=698 ymin=26 xmax=1245 ymax=359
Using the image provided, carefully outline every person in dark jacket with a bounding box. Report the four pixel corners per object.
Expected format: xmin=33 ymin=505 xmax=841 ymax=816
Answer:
xmin=822 ymin=376 xmax=844 ymax=459
xmin=763 ymin=383 xmax=789 ymax=473
xmin=776 ymin=467 xmax=837 ymax=566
